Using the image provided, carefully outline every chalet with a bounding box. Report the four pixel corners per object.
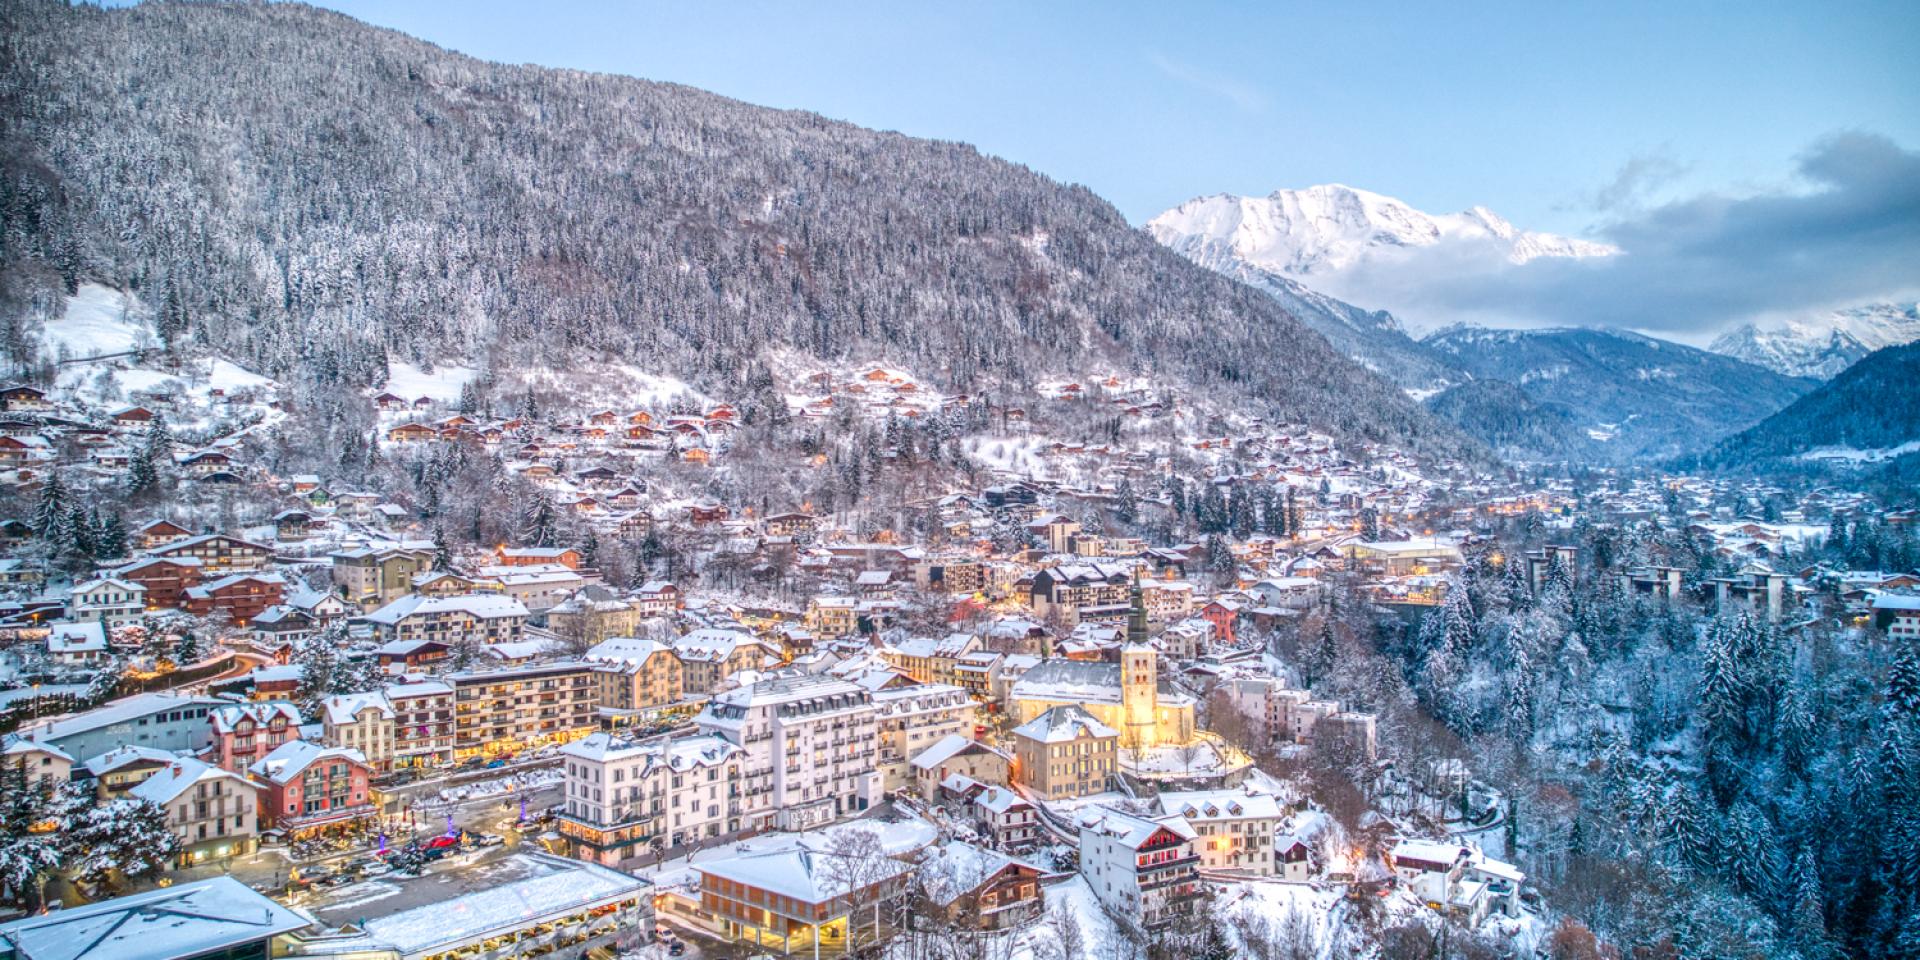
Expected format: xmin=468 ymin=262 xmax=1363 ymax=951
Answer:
xmin=46 ymin=621 xmax=109 ymax=664
xmin=183 ymin=572 xmax=288 ymax=626
xmin=635 ymin=580 xmax=682 ymax=615
xmin=0 ymin=435 xmax=48 ymax=465
xmin=372 ymin=392 xmax=408 ymax=410
xmin=374 ymin=637 xmax=452 ymax=670
xmin=179 ymin=450 xmax=238 ymax=476
xmin=115 ymin=556 xmax=205 ymax=610
xmin=272 ymin=509 xmax=315 ymax=541
xmin=689 ymin=501 xmax=730 ymax=524
xmin=614 ymin=510 xmax=654 ymax=537
xmin=916 ymin=840 xmax=1045 ymax=930
xmin=0 ymin=518 xmax=31 ymax=546
xmin=249 ymin=605 xmax=315 ymax=646
xmin=764 ymin=512 xmax=819 ymax=541
xmin=0 ymin=384 xmax=50 ymax=412
xmin=575 ymin=464 xmax=623 ymax=487
xmin=386 ymin=422 xmax=435 ymax=443
xmin=111 ymin=406 xmax=156 ymax=428
xmin=152 ymin=533 xmax=273 ymax=574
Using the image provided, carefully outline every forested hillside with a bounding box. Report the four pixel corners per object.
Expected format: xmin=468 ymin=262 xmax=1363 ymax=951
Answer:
xmin=0 ymin=0 xmax=1468 ymax=457
xmin=1698 ymin=342 xmax=1920 ymax=468
xmin=1423 ymin=325 xmax=1815 ymax=461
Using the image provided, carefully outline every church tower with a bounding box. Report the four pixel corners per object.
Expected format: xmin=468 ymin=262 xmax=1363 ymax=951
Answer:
xmin=1121 ymin=571 xmax=1158 ymax=744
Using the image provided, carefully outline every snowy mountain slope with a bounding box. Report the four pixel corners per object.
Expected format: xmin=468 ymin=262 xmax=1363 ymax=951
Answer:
xmin=0 ymin=0 xmax=1475 ymax=460
xmin=1707 ymin=302 xmax=1920 ymax=379
xmin=1147 ymin=184 xmax=1617 ymax=279
xmin=1422 ymin=325 xmax=1817 ymax=462
xmin=1144 ymin=184 xmax=1616 ymax=393
xmin=1175 ymin=243 xmax=1464 ymax=392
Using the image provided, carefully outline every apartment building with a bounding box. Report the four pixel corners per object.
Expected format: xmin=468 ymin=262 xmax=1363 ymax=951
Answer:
xmin=584 ymin=636 xmax=686 ymax=718
xmin=866 ymin=675 xmax=971 ymax=793
xmin=449 ymin=661 xmax=599 ymax=760
xmin=1077 ymin=806 xmax=1204 ymax=930
xmin=556 ymin=731 xmax=744 ymax=865
xmin=1010 ymin=705 xmax=1116 ymax=800
xmin=389 ymin=680 xmax=456 ymax=768
xmin=129 ymin=758 xmax=262 ymax=866
xmin=330 ymin=545 xmax=434 ymax=609
xmin=1154 ymin=789 xmax=1283 ymax=876
xmin=363 ymin=593 xmax=529 ymax=650
xmin=697 ymin=675 xmax=881 ymax=831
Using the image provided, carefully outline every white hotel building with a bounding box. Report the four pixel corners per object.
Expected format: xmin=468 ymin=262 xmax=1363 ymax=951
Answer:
xmin=697 ymin=675 xmax=882 ymax=831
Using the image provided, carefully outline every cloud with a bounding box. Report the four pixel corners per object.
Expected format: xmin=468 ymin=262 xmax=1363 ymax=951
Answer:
xmin=1146 ymin=52 xmax=1266 ymax=113
xmin=1588 ymin=147 xmax=1690 ymax=213
xmin=1311 ymin=132 xmax=1920 ymax=339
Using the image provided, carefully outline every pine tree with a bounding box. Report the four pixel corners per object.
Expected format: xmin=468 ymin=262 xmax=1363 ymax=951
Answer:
xmin=432 ymin=524 xmax=453 ymax=571
xmin=521 ymin=491 xmax=559 ymax=548
xmin=125 ymin=441 xmax=159 ymax=495
xmin=1789 ymin=845 xmax=1834 ymax=960
xmin=66 ymin=798 xmax=180 ymax=886
xmin=1302 ymin=618 xmax=1338 ymax=689
xmin=31 ymin=473 xmax=69 ymax=539
xmin=1113 ymin=478 xmax=1137 ymax=526
xmin=1886 ymin=642 xmax=1920 ymax=723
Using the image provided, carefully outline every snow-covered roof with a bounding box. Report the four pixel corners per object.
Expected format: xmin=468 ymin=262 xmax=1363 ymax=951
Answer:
xmin=0 ymin=876 xmax=308 ymax=960
xmin=583 ymin=635 xmax=673 ymax=665
xmin=558 ymin=731 xmax=739 ymax=772
xmin=82 ymin=744 xmax=178 ymax=776
xmin=363 ymin=592 xmax=529 ymax=623
xmin=128 ymin=756 xmax=254 ymax=806
xmin=1011 ymin=704 xmax=1117 ymax=744
xmin=209 ymin=701 xmax=302 ymax=734
xmin=246 ymin=740 xmax=366 ymax=784
xmin=314 ymin=855 xmax=646 ymax=958
xmin=910 ymin=733 xmax=996 ymax=771
xmin=1077 ymin=805 xmax=1195 ymax=849
xmin=1153 ymin=789 xmax=1283 ymax=822
xmin=915 ymin=840 xmax=1038 ymax=907
xmin=46 ymin=620 xmax=106 ymax=654
xmin=322 ymin=691 xmax=394 ymax=725
xmin=25 ymin=693 xmax=225 ymax=746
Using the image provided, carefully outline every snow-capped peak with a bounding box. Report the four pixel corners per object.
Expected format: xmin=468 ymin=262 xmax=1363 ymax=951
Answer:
xmin=1707 ymin=302 xmax=1920 ymax=379
xmin=1146 ymin=183 xmax=1617 ymax=278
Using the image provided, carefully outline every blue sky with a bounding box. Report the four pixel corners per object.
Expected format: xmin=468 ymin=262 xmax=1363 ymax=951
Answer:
xmin=309 ymin=0 xmax=1919 ymax=236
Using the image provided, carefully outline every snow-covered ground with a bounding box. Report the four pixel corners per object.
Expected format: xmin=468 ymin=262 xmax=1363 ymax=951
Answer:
xmin=1799 ymin=438 xmax=1920 ymax=463
xmin=964 ymin=435 xmax=1059 ymax=479
xmin=378 ymin=362 xmax=478 ymax=404
xmin=41 ymin=283 xmax=152 ymax=360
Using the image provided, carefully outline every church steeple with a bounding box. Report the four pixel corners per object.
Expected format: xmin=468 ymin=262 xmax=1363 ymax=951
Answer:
xmin=1126 ymin=568 xmax=1150 ymax=648
xmin=1121 ymin=568 xmax=1157 ymax=744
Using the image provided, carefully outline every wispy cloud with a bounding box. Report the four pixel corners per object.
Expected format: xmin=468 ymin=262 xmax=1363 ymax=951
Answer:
xmin=1146 ymin=52 xmax=1266 ymax=113
xmin=1589 ymin=146 xmax=1691 ymax=213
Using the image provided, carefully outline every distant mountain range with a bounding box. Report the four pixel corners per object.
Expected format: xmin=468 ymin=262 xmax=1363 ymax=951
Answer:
xmin=1149 ymin=185 xmax=1818 ymax=462
xmin=1707 ymin=302 xmax=1920 ymax=379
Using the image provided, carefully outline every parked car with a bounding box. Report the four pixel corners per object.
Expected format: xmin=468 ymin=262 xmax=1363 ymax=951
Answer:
xmin=473 ymin=833 xmax=506 ymax=847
